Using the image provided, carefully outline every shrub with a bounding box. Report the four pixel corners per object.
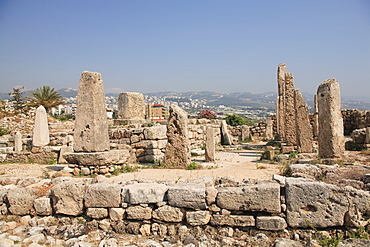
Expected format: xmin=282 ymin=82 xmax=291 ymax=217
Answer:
xmin=225 ymin=114 xmax=247 ymax=126
xmin=0 ymin=127 xmax=10 ymax=136
xmin=185 ymin=162 xmax=199 ymax=170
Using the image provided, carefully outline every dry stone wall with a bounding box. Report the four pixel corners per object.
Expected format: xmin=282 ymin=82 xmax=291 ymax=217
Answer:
xmin=0 ymin=175 xmax=368 ymax=235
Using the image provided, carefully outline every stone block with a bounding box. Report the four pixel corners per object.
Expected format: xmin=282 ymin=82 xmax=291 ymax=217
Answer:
xmin=126 ymin=206 xmax=152 ymax=220
xmin=63 ymin=149 xmax=130 ymax=166
xmin=256 ymin=216 xmax=287 ymax=230
xmin=51 ymin=180 xmax=86 ymax=216
xmin=86 ymin=208 xmax=108 ymax=219
xmin=285 ymin=178 xmax=347 ymax=228
xmin=84 ymin=183 xmax=121 ymax=208
xmin=123 ymin=183 xmax=168 ymax=204
xmin=167 ymin=183 xmax=207 ymax=209
xmin=152 ymin=205 xmax=183 ymax=222
xmin=210 ymin=215 xmax=255 ymax=227
xmin=109 ymin=208 xmax=125 ymax=221
xmin=34 ymin=197 xmax=52 ymax=216
xmin=144 ymin=125 xmax=167 ymax=140
xmin=186 ymin=211 xmax=211 ymax=226
xmin=216 ymin=182 xmax=281 ymax=213
xmin=7 ymin=187 xmax=37 ymax=215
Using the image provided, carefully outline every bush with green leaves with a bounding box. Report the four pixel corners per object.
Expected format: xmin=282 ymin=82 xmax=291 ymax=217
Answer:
xmin=225 ymin=114 xmax=247 ymax=126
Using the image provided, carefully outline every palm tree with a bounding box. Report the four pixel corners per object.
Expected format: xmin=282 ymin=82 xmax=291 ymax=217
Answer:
xmin=26 ymin=86 xmax=65 ymax=112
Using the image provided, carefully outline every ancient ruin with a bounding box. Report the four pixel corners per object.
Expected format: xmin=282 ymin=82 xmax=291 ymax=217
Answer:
xmin=317 ymin=78 xmax=344 ymax=159
xmin=115 ymin=92 xmax=146 ymax=126
xmin=294 ymin=89 xmax=313 ymax=153
xmin=164 ymin=104 xmax=191 ymax=167
xmin=32 ymin=105 xmax=49 ymax=147
xmin=205 ymin=126 xmax=215 ymax=162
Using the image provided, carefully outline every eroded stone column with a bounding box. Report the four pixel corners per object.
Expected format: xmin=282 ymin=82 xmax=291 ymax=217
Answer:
xmin=295 ymin=89 xmax=313 ymax=153
xmin=317 ymin=79 xmax=344 ymax=158
xmin=32 ymin=105 xmax=49 ymax=147
xmin=276 ymin=63 xmax=287 ymax=141
xmin=164 ymin=105 xmax=191 ymax=167
xmin=221 ymin=120 xmax=232 ymax=145
xmin=14 ymin=131 xmax=22 ymax=153
xmin=205 ymin=126 xmax=215 ymax=162
xmin=73 ymin=71 xmax=109 ymax=152
xmin=313 ymin=94 xmax=319 ymax=138
xmin=284 ymin=72 xmax=297 ymax=146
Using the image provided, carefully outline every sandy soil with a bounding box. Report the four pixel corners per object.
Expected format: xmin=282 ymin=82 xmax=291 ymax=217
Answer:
xmin=0 ymin=147 xmax=282 ymax=182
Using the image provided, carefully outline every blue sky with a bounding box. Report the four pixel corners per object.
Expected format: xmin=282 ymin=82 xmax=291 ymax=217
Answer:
xmin=0 ymin=0 xmax=369 ymax=96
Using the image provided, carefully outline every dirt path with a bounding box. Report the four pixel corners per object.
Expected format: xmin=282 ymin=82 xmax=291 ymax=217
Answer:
xmin=0 ymin=148 xmax=281 ymax=182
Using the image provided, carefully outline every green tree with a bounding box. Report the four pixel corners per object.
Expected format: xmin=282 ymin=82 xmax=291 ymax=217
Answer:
xmin=225 ymin=113 xmax=247 ymax=126
xmin=8 ymin=87 xmax=27 ymax=115
xmin=26 ymin=86 xmax=65 ymax=112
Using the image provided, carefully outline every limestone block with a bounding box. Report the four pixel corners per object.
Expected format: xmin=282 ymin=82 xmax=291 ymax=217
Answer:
xmin=126 ymin=206 xmax=152 ymax=220
xmin=144 ymin=125 xmax=167 ymax=140
xmin=256 ymin=216 xmax=287 ymax=230
xmin=285 ymin=178 xmax=348 ymax=228
xmin=186 ymin=211 xmax=211 ymax=226
xmin=84 ymin=183 xmax=121 ymax=208
xmin=210 ymin=215 xmax=255 ymax=227
xmin=338 ymin=239 xmax=370 ymax=247
xmin=152 ymin=205 xmax=183 ymax=222
xmin=86 ymin=208 xmax=108 ymax=219
xmin=73 ymin=71 xmax=110 ymax=152
xmin=274 ymin=238 xmax=303 ymax=247
xmin=132 ymin=140 xmax=158 ymax=149
xmin=14 ymin=131 xmax=22 ymax=153
xmin=205 ymin=126 xmax=215 ymax=162
xmin=109 ymin=208 xmax=125 ymax=221
xmin=0 ymin=154 xmax=6 ymax=162
xmin=343 ymin=186 xmax=370 ymax=227
xmin=58 ymin=145 xmax=73 ymax=164
xmin=216 ymin=183 xmax=281 ymax=213
xmin=118 ymin=92 xmax=145 ymax=120
xmin=7 ymin=187 xmax=37 ymax=215
xmin=51 ymin=180 xmax=86 ymax=216
xmin=157 ymin=140 xmax=168 ymax=149
xmin=220 ymin=120 xmax=232 ymax=145
xmin=290 ymin=164 xmax=322 ymax=178
xmin=123 ymin=183 xmax=168 ymax=204
xmin=206 ymin=186 xmax=218 ymax=205
xmin=167 ymin=183 xmax=207 ymax=209
xmin=63 ymin=149 xmax=130 ymax=166
xmin=34 ymin=197 xmax=52 ymax=216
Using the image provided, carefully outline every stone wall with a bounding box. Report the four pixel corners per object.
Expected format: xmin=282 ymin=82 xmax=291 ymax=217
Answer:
xmin=342 ymin=109 xmax=370 ymax=135
xmin=0 ymin=175 xmax=368 ymax=234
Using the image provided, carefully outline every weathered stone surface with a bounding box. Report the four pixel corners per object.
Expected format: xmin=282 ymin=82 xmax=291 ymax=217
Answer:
xmin=343 ymin=186 xmax=370 ymax=227
xmin=210 ymin=215 xmax=255 ymax=227
xmin=164 ymin=105 xmax=191 ymax=167
xmin=317 ymin=78 xmax=344 ymax=158
xmin=186 ymin=211 xmax=211 ymax=226
xmin=109 ymin=208 xmax=125 ymax=221
xmin=294 ymin=89 xmax=313 ymax=153
xmin=289 ymin=164 xmax=322 ymax=178
xmin=73 ymin=71 xmax=110 ymax=152
xmin=265 ymin=118 xmax=274 ymax=139
xmin=32 ymin=105 xmax=49 ymax=147
xmin=241 ymin=125 xmax=250 ymax=142
xmin=152 ymin=205 xmax=183 ymax=222
xmin=216 ymin=183 xmax=281 ymax=213
xmin=58 ymin=145 xmax=73 ymax=164
xmin=256 ymin=216 xmax=287 ymax=230
xmin=63 ymin=149 xmax=130 ymax=166
xmin=144 ymin=125 xmax=167 ymax=140
xmin=284 ymin=72 xmax=297 ymax=146
xmin=205 ymin=126 xmax=215 ymax=162
xmin=274 ymin=238 xmax=303 ymax=247
xmin=123 ymin=183 xmax=168 ymax=204
xmin=86 ymin=208 xmax=108 ymax=219
xmin=220 ymin=120 xmax=232 ymax=145
xmin=34 ymin=197 xmax=52 ymax=216
xmin=14 ymin=131 xmax=22 ymax=153
xmin=84 ymin=183 xmax=121 ymax=208
xmin=338 ymin=239 xmax=370 ymax=247
xmin=51 ymin=180 xmax=86 ymax=216
xmin=285 ymin=178 xmax=348 ymax=228
xmin=126 ymin=206 xmax=152 ymax=220
xmin=117 ymin=92 xmax=145 ymax=120
xmin=167 ymin=183 xmax=207 ymax=209
xmin=7 ymin=187 xmax=37 ymax=215
xmin=276 ymin=63 xmax=287 ymax=141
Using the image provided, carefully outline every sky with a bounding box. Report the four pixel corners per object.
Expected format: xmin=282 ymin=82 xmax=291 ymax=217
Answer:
xmin=0 ymin=0 xmax=369 ymax=97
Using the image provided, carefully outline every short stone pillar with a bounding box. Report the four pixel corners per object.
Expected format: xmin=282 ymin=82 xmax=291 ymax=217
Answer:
xmin=116 ymin=92 xmax=146 ymax=125
xmin=14 ymin=131 xmax=22 ymax=153
xmin=295 ymin=89 xmax=313 ymax=153
xmin=205 ymin=126 xmax=215 ymax=162
xmin=265 ymin=119 xmax=274 ymax=140
xmin=365 ymin=127 xmax=370 ymax=148
xmin=221 ymin=120 xmax=232 ymax=145
xmin=241 ymin=125 xmax=250 ymax=142
xmin=164 ymin=105 xmax=191 ymax=167
xmin=73 ymin=71 xmax=110 ymax=152
xmin=317 ymin=79 xmax=344 ymax=158
xmin=32 ymin=105 xmax=50 ymax=147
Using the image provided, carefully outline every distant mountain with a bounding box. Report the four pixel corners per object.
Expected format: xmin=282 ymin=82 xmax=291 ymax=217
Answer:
xmin=57 ymin=88 xmax=78 ymax=98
